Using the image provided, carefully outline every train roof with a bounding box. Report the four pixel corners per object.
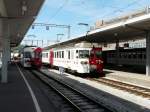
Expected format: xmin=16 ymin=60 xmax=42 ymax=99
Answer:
xmin=19 ymin=45 xmax=41 ymax=52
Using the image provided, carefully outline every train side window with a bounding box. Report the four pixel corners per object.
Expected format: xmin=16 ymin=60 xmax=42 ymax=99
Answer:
xmin=46 ymin=53 xmax=48 ymax=58
xmin=57 ymin=52 xmax=58 ymax=58
xmin=59 ymin=51 xmax=61 ymax=58
xmin=42 ymin=53 xmax=44 ymax=58
xmin=60 ymin=51 xmax=61 ymax=58
xmin=44 ymin=53 xmax=46 ymax=58
xmin=68 ymin=51 xmax=70 ymax=59
xmin=59 ymin=51 xmax=62 ymax=58
xmin=62 ymin=51 xmax=64 ymax=58
xmin=61 ymin=51 xmax=62 ymax=58
xmin=76 ymin=50 xmax=78 ymax=53
xmin=58 ymin=51 xmax=59 ymax=58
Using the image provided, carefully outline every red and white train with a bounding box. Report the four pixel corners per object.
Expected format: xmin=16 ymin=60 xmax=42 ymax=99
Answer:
xmin=20 ymin=46 xmax=42 ymax=68
xmin=42 ymin=42 xmax=104 ymax=75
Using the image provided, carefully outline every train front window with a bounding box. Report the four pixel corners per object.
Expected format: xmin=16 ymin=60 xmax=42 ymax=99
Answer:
xmin=95 ymin=51 xmax=102 ymax=58
xmin=24 ymin=52 xmax=31 ymax=58
xmin=90 ymin=51 xmax=94 ymax=58
xmin=79 ymin=50 xmax=89 ymax=58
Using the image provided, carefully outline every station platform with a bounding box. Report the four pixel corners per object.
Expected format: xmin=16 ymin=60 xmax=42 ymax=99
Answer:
xmin=0 ymin=63 xmax=55 ymax=112
xmin=104 ymin=68 xmax=150 ymax=89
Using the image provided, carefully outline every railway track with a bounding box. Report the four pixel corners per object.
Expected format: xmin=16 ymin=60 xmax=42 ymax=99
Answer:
xmin=88 ymin=77 xmax=150 ymax=98
xmin=31 ymin=70 xmax=113 ymax=112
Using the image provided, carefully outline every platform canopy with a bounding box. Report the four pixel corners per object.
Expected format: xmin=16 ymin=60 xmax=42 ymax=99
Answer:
xmin=46 ymin=8 xmax=150 ymax=49
xmin=0 ymin=0 xmax=45 ymax=50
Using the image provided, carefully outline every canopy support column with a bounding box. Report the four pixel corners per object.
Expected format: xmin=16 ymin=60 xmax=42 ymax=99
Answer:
xmin=115 ymin=39 xmax=119 ymax=65
xmin=1 ymin=20 xmax=10 ymax=83
xmin=146 ymin=32 xmax=150 ymax=76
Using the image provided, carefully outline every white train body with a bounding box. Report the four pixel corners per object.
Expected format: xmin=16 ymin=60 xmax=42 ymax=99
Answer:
xmin=53 ymin=47 xmax=91 ymax=73
xmin=42 ymin=42 xmax=102 ymax=73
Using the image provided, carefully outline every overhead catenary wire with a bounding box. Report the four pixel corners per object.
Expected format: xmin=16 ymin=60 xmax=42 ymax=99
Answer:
xmin=100 ymin=0 xmax=144 ymax=19
xmin=46 ymin=0 xmax=69 ymax=22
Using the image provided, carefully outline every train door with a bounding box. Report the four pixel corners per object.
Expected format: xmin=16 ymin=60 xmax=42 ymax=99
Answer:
xmin=50 ymin=49 xmax=54 ymax=65
xmin=33 ymin=48 xmax=42 ymax=68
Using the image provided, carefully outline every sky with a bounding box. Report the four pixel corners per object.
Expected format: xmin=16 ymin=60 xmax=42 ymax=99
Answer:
xmin=22 ymin=0 xmax=150 ymax=47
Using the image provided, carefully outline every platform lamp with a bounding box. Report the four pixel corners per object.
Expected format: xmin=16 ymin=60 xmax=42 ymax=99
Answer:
xmin=78 ymin=23 xmax=89 ymax=32
xmin=78 ymin=23 xmax=90 ymax=38
xmin=56 ymin=34 xmax=64 ymax=42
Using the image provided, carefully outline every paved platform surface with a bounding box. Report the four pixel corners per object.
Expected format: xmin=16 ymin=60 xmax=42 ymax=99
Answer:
xmin=0 ymin=64 xmax=56 ymax=112
xmin=104 ymin=68 xmax=150 ymax=88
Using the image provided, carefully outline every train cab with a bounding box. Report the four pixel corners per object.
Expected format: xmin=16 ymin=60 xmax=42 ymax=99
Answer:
xmin=31 ymin=47 xmax=42 ymax=68
xmin=20 ymin=46 xmax=42 ymax=69
xmin=89 ymin=47 xmax=103 ymax=74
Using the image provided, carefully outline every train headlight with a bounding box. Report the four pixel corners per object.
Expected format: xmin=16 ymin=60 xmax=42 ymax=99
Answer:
xmin=96 ymin=60 xmax=103 ymax=64
xmin=100 ymin=60 xmax=104 ymax=64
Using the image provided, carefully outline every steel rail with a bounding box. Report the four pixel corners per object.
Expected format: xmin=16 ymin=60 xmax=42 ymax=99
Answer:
xmin=89 ymin=78 xmax=150 ymax=98
xmin=30 ymin=70 xmax=82 ymax=112
xmin=32 ymin=70 xmax=113 ymax=112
